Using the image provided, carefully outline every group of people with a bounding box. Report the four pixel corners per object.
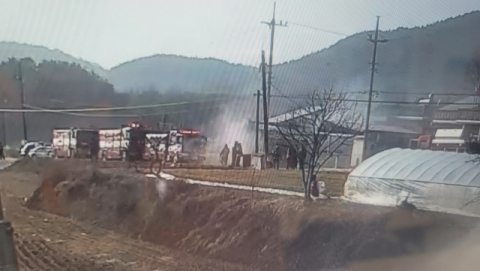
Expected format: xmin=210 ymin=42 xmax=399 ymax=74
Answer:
xmin=219 ymin=141 xmax=243 ymax=166
xmin=272 ymin=145 xmax=307 ymax=170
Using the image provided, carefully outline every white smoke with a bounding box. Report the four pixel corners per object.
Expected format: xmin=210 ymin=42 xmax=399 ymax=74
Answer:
xmin=207 ymin=100 xmax=256 ymax=156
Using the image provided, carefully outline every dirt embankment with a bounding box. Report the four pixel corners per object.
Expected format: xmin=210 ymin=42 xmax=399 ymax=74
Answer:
xmin=13 ymin=159 xmax=480 ymax=271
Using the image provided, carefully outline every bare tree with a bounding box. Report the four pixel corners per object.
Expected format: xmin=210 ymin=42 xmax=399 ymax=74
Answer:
xmin=273 ymin=89 xmax=362 ymax=200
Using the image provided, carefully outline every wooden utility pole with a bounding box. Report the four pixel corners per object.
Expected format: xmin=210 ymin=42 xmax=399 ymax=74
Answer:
xmin=255 ymin=90 xmax=260 ymax=153
xmin=261 ymin=51 xmax=269 ymax=155
xmin=261 ymin=2 xmax=287 ymax=108
xmin=17 ymin=61 xmax=27 ymax=141
xmin=2 ymin=113 xmax=6 ymax=145
xmin=362 ymin=16 xmax=388 ymax=161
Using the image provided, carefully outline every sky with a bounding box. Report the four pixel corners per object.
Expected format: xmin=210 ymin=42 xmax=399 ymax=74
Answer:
xmin=1 ymin=0 xmax=480 ymax=69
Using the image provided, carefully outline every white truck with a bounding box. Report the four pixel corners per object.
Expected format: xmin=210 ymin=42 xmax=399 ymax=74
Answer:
xmin=52 ymin=128 xmax=99 ymax=158
xmin=98 ymin=127 xmax=132 ymax=160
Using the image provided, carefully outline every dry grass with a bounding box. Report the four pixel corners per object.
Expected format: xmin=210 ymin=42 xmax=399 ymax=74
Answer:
xmin=163 ymin=168 xmax=350 ymax=197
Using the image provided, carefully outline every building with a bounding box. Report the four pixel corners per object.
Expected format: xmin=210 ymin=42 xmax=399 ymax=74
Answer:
xmin=345 ymin=148 xmax=480 ymax=217
xmin=350 ymin=125 xmax=420 ymax=167
xmin=261 ymin=106 xmax=358 ymax=168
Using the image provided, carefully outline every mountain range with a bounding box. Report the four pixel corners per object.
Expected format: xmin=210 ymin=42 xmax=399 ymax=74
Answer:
xmin=3 ymin=11 xmax=480 ymax=117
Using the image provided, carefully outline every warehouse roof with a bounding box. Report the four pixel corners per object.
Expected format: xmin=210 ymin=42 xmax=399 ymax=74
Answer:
xmin=350 ymin=148 xmax=480 ymax=187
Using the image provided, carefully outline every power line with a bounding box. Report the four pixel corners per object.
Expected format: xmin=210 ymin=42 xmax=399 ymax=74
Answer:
xmin=0 ymin=98 xmax=222 ymax=113
xmin=288 ymin=22 xmax=349 ymax=37
xmin=17 ymin=104 xmax=221 ymax=118
xmin=363 ymin=90 xmax=477 ymax=97
xmin=266 ymin=95 xmax=480 ymax=106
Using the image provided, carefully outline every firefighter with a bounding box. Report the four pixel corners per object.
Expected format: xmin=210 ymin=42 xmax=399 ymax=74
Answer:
xmin=287 ymin=147 xmax=297 ymax=169
xmin=235 ymin=142 xmax=243 ymax=166
xmin=311 ymin=174 xmax=320 ymax=198
xmin=0 ymin=141 xmax=4 ymax=159
xmin=298 ymin=146 xmax=307 ymax=170
xmin=90 ymin=138 xmax=99 ymax=162
xmin=232 ymin=141 xmax=238 ymax=166
xmin=220 ymin=144 xmax=229 ymax=166
xmin=273 ymin=146 xmax=281 ymax=169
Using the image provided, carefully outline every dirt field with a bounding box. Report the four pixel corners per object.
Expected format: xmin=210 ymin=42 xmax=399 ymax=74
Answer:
xmin=163 ymin=168 xmax=349 ymax=197
xmin=3 ymin=159 xmax=480 ymax=271
xmin=0 ymin=160 xmax=250 ymax=271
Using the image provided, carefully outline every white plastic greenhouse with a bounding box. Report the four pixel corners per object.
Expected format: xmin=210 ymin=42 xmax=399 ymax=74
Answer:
xmin=344 ymin=148 xmax=480 ymax=217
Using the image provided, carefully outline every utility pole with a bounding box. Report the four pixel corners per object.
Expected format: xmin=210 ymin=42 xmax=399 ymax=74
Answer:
xmin=261 ymin=2 xmax=287 ymax=108
xmin=255 ymin=90 xmax=260 ymax=153
xmin=261 ymin=51 xmax=269 ymax=155
xmin=2 ymin=113 xmax=6 ymax=145
xmin=362 ymin=16 xmax=388 ymax=161
xmin=17 ymin=61 xmax=27 ymax=141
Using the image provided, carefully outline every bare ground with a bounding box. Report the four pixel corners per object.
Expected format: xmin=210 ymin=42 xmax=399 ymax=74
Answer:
xmin=163 ymin=168 xmax=349 ymax=197
xmin=0 ymin=160 xmax=250 ymax=271
xmin=3 ymin=159 xmax=480 ymax=271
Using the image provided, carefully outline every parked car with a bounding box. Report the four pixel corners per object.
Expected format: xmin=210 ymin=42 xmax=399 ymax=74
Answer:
xmin=28 ymin=144 xmax=54 ymax=159
xmin=19 ymin=141 xmax=45 ymax=157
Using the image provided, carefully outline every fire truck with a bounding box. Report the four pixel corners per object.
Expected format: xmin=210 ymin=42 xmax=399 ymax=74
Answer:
xmin=98 ymin=126 xmax=132 ymax=160
xmin=98 ymin=123 xmax=166 ymax=161
xmin=165 ymin=128 xmax=207 ymax=165
xmin=53 ymin=124 xmax=207 ymax=165
xmin=52 ymin=128 xmax=99 ymax=158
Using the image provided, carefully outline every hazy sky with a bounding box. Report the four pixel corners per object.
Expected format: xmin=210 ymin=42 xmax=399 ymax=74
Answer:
xmin=1 ymin=0 xmax=480 ymax=69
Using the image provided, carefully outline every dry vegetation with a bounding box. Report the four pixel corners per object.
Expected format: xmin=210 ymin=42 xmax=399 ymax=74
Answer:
xmin=163 ymin=168 xmax=349 ymax=197
xmin=2 ymin=159 xmax=480 ymax=271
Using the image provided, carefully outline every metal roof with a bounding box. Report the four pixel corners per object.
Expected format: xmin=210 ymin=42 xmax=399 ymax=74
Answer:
xmin=439 ymin=96 xmax=478 ymax=111
xmin=350 ymin=148 xmax=480 ymax=187
xmin=368 ymin=125 xmax=419 ymax=134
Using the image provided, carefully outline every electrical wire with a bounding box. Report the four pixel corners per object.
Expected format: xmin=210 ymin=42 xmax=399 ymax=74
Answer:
xmin=0 ymin=98 xmax=222 ymax=113
xmin=18 ymin=104 xmax=222 ymax=118
xmin=288 ymin=22 xmax=349 ymax=37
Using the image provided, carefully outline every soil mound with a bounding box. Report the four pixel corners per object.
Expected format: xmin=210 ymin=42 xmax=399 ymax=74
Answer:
xmin=25 ymin=165 xmax=479 ymax=271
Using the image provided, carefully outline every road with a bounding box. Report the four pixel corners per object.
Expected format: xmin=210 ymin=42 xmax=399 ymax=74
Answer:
xmin=0 ymin=158 xmax=16 ymax=170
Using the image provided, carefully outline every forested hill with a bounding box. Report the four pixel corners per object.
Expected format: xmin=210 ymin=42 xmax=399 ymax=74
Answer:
xmin=0 ymin=42 xmax=108 ymax=78
xmin=272 ymin=10 xmax=480 ymax=102
xmin=108 ymin=55 xmax=261 ymax=94
xmin=4 ymin=11 xmax=480 ymax=101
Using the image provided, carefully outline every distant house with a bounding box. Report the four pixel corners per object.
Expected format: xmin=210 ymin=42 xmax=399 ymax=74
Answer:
xmin=260 ymin=106 xmax=358 ymax=168
xmin=430 ymin=96 xmax=480 ymax=152
xmin=350 ymin=125 xmax=420 ymax=167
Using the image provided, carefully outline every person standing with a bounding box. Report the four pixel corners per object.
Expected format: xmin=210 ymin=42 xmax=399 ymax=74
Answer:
xmin=287 ymin=147 xmax=297 ymax=169
xmin=232 ymin=141 xmax=238 ymax=166
xmin=220 ymin=144 xmax=229 ymax=166
xmin=90 ymin=138 xmax=99 ymax=162
xmin=273 ymin=146 xmax=281 ymax=169
xmin=0 ymin=141 xmax=4 ymax=159
xmin=235 ymin=142 xmax=243 ymax=167
xmin=311 ymin=174 xmax=319 ymax=198
xmin=298 ymin=146 xmax=307 ymax=170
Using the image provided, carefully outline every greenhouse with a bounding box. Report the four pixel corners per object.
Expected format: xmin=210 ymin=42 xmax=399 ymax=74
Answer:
xmin=345 ymin=148 xmax=480 ymax=217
